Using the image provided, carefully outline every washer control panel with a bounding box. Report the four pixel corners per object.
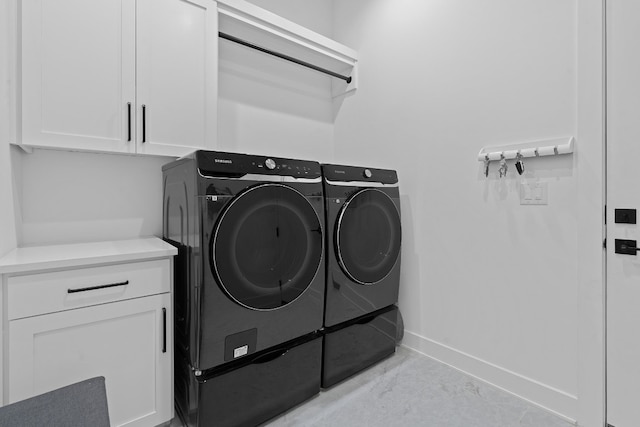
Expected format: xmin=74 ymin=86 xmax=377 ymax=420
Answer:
xmin=196 ymin=151 xmax=321 ymax=178
xmin=322 ymin=164 xmax=398 ymax=184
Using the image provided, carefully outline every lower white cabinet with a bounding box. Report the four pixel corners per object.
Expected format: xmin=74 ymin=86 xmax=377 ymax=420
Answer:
xmin=0 ymin=238 xmax=177 ymax=427
xmin=8 ymin=294 xmax=171 ymax=427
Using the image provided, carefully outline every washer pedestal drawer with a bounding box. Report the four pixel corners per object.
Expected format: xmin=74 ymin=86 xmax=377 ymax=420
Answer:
xmin=176 ymin=334 xmax=322 ymax=427
xmin=322 ymin=305 xmax=398 ymax=389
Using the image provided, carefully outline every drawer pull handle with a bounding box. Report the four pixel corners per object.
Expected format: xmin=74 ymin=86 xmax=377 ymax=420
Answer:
xmin=67 ymin=280 xmax=129 ymax=294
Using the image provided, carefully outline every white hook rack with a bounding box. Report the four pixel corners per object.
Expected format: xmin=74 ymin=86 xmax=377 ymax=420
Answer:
xmin=477 ymin=136 xmax=575 ymax=162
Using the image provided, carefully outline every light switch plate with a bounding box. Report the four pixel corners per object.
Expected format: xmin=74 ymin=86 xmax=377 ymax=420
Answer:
xmin=520 ymin=182 xmax=548 ymax=205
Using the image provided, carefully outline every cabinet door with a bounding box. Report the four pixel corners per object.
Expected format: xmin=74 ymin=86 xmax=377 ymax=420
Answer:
xmin=136 ymin=0 xmax=218 ymax=156
xmin=7 ymin=294 xmax=172 ymax=427
xmin=21 ymin=0 xmax=136 ymax=153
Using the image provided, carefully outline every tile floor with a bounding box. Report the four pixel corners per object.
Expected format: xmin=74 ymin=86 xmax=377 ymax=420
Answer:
xmin=264 ymin=346 xmax=575 ymax=427
xmin=170 ymin=346 xmax=575 ymax=427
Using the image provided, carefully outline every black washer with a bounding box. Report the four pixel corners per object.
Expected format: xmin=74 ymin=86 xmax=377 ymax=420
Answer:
xmin=211 ymin=183 xmax=323 ymax=310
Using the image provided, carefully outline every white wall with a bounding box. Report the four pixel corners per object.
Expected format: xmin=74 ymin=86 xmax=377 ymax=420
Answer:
xmin=333 ymin=0 xmax=579 ymax=421
xmin=16 ymin=149 xmax=172 ymax=246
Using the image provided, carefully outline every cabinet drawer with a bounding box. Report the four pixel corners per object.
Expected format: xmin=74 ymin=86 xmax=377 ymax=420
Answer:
xmin=7 ymin=260 xmax=170 ymax=320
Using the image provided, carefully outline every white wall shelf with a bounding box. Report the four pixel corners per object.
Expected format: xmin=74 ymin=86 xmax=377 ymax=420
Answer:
xmin=217 ymin=0 xmax=358 ymax=98
xmin=477 ymin=136 xmax=575 ymax=162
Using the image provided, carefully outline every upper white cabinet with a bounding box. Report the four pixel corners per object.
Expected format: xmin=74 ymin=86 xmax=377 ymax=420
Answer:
xmin=136 ymin=0 xmax=218 ymax=156
xmin=20 ymin=0 xmax=218 ymax=156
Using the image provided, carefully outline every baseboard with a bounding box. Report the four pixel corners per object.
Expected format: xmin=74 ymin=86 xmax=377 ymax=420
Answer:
xmin=401 ymin=330 xmax=577 ymax=424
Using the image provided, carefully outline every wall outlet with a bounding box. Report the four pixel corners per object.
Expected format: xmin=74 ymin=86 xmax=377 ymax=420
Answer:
xmin=520 ymin=182 xmax=548 ymax=205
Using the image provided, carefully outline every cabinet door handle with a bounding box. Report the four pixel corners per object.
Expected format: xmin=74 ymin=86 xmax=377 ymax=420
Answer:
xmin=142 ymin=104 xmax=147 ymax=143
xmin=127 ymin=102 xmax=132 ymax=141
xmin=162 ymin=307 xmax=167 ymax=353
xmin=67 ymin=280 xmax=129 ymax=294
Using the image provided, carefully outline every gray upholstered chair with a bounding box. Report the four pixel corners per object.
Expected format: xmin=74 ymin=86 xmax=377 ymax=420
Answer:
xmin=0 ymin=377 xmax=110 ymax=427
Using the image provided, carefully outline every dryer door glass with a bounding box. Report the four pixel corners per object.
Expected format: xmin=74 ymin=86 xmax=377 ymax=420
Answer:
xmin=212 ymin=184 xmax=323 ymax=310
xmin=336 ymin=188 xmax=401 ymax=285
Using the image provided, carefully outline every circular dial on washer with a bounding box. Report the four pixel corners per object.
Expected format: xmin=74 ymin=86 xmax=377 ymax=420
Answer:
xmin=211 ymin=184 xmax=323 ymax=310
xmin=265 ymin=158 xmax=276 ymax=170
xmin=335 ymin=188 xmax=401 ymax=285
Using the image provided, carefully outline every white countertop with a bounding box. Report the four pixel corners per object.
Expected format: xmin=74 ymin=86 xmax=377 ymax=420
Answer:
xmin=0 ymin=237 xmax=178 ymax=275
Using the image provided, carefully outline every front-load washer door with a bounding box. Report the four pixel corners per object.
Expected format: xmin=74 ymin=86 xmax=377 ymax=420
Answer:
xmin=336 ymin=188 xmax=401 ymax=285
xmin=211 ymin=183 xmax=323 ymax=310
